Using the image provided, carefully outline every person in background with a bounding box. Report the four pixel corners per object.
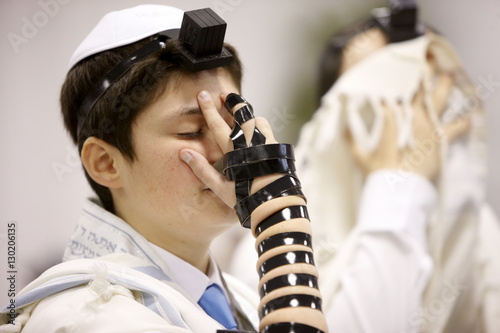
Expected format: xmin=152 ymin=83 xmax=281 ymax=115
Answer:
xmin=225 ymin=2 xmax=500 ymax=332
xmin=297 ymin=2 xmax=500 ymax=332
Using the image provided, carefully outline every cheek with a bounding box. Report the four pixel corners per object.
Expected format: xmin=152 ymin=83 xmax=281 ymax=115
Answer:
xmin=132 ymin=133 xmax=210 ymax=189
xmin=144 ymin=142 xmax=203 ymax=187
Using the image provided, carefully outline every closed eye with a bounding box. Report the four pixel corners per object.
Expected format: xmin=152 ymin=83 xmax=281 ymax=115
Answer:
xmin=177 ymin=130 xmax=203 ymax=139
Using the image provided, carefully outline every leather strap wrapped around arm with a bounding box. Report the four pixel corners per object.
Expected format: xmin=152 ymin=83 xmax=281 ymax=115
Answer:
xmin=218 ymin=93 xmax=327 ymax=333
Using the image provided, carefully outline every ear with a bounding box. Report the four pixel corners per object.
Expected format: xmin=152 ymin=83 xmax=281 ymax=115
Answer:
xmin=81 ymin=137 xmax=124 ymax=189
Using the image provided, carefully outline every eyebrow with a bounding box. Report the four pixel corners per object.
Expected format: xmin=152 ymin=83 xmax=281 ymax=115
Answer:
xmin=166 ymin=106 xmax=203 ymax=120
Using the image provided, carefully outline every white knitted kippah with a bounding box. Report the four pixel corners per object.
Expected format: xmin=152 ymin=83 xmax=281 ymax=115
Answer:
xmin=68 ymin=4 xmax=184 ymax=69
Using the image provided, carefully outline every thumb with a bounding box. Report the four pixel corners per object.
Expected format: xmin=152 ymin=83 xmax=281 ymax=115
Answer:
xmin=180 ymin=149 xmax=236 ymax=207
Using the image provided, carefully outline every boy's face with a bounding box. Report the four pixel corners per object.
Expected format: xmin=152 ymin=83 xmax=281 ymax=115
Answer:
xmin=113 ymin=67 xmax=239 ymax=250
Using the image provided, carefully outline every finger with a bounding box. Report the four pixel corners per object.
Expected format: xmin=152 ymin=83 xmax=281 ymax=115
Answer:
xmin=239 ymin=111 xmax=257 ymax=147
xmin=379 ymin=101 xmax=398 ymax=149
xmin=412 ymin=84 xmax=435 ymax=129
xmin=412 ymin=85 xmax=425 ymax=112
xmin=220 ymin=92 xmax=230 ymax=112
xmin=426 ymin=50 xmax=438 ymax=75
xmin=442 ymin=115 xmax=472 ymax=143
xmin=223 ymin=92 xmax=270 ymax=146
xmin=255 ymin=117 xmax=277 ymax=144
xmin=382 ymin=101 xmax=396 ymax=132
xmin=379 ymin=103 xmax=399 ymax=165
xmin=344 ymin=129 xmax=369 ymax=174
xmin=197 ymin=90 xmax=232 ymax=153
xmin=180 ymin=149 xmax=236 ymax=207
xmin=433 ymin=73 xmax=454 ymax=117
xmin=227 ymin=98 xmax=257 ymax=146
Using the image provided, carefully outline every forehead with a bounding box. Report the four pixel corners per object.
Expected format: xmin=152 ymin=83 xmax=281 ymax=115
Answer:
xmin=171 ymin=68 xmax=236 ymax=98
xmin=340 ymin=28 xmax=388 ymax=74
xmin=137 ymin=68 xmax=238 ymax=121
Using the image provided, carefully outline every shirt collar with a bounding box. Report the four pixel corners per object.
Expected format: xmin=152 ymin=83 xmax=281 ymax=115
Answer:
xmin=149 ymin=242 xmax=226 ymax=302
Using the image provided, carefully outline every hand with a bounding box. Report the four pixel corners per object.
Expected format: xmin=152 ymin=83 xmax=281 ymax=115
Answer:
xmin=180 ymin=91 xmax=277 ymax=207
xmin=347 ymin=73 xmax=471 ymax=181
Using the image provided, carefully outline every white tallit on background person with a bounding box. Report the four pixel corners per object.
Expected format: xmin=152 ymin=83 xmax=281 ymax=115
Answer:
xmin=221 ymin=4 xmax=500 ymax=333
xmin=295 ymin=5 xmax=500 ymax=333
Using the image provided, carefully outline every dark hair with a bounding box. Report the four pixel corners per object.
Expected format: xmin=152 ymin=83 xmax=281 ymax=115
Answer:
xmin=60 ymin=36 xmax=243 ymax=212
xmin=317 ymin=17 xmax=383 ymax=103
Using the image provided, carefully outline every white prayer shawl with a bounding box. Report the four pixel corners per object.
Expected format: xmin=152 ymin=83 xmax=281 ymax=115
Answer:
xmin=0 ymin=199 xmax=259 ymax=332
xmin=296 ymin=33 xmax=500 ymax=332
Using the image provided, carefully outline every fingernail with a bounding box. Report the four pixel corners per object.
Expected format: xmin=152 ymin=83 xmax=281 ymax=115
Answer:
xmin=198 ymin=90 xmax=210 ymax=101
xmin=180 ymin=150 xmax=193 ymax=164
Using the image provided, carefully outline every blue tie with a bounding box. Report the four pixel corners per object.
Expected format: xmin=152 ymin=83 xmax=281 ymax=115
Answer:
xmin=198 ymin=283 xmax=238 ymax=330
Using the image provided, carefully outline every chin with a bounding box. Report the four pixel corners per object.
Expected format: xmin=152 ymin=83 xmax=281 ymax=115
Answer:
xmin=198 ymin=189 xmax=238 ymax=223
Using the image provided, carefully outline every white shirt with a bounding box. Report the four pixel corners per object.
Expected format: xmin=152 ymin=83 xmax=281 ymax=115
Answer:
xmin=324 ymin=170 xmax=435 ymax=333
xmin=149 ymin=243 xmax=228 ymax=303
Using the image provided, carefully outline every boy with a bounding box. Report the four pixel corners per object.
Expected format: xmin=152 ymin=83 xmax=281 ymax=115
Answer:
xmin=0 ymin=4 xmax=327 ymax=332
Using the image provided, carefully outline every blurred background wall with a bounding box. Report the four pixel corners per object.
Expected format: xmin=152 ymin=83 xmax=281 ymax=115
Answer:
xmin=1 ymin=0 xmax=499 ymax=305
